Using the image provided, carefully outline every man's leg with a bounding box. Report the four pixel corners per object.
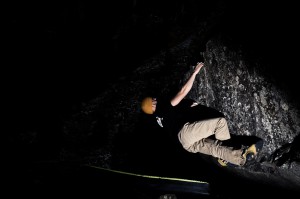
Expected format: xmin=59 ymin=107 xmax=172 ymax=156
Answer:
xmin=214 ymin=118 xmax=231 ymax=141
xmin=178 ymin=117 xmax=231 ymax=150
xmin=187 ymin=138 xmax=246 ymax=166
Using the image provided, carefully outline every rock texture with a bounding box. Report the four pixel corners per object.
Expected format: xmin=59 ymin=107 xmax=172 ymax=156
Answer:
xmin=61 ymin=32 xmax=300 ymax=196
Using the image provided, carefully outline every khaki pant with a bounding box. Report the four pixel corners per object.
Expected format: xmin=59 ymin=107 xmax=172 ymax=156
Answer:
xmin=178 ymin=118 xmax=245 ymax=166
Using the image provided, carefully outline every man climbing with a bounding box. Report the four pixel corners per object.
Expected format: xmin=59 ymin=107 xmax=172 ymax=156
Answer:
xmin=140 ymin=62 xmax=263 ymax=167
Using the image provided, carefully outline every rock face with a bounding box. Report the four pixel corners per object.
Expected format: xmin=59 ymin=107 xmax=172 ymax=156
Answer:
xmin=197 ymin=38 xmax=300 ymax=190
xmin=56 ymin=1 xmax=300 ymax=197
xmin=62 ymin=33 xmax=300 ymax=194
xmin=200 ymin=39 xmax=300 ymax=167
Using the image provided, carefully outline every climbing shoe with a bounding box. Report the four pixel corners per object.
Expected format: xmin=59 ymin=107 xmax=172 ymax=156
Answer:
xmin=217 ymin=158 xmax=238 ymax=167
xmin=242 ymin=140 xmax=264 ymax=161
xmin=217 ymin=158 xmax=228 ymax=166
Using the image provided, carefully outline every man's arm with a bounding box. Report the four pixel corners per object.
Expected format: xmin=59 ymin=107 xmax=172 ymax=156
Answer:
xmin=170 ymin=62 xmax=204 ymax=106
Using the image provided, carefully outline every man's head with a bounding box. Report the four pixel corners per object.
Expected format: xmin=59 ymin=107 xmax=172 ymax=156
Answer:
xmin=141 ymin=97 xmax=157 ymax=114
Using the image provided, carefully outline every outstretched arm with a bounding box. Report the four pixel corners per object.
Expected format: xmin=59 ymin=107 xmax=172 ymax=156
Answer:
xmin=170 ymin=62 xmax=204 ymax=106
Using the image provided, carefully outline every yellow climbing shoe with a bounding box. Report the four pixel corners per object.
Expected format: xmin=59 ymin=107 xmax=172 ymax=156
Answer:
xmin=218 ymin=158 xmax=228 ymax=166
xmin=242 ymin=140 xmax=263 ymax=161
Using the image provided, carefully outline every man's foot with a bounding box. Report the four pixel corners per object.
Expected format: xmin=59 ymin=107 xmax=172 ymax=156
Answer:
xmin=242 ymin=140 xmax=264 ymax=161
xmin=217 ymin=158 xmax=238 ymax=167
xmin=217 ymin=158 xmax=228 ymax=166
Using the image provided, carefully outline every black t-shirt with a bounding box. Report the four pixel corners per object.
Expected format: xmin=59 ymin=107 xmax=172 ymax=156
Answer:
xmin=154 ymin=97 xmax=225 ymax=136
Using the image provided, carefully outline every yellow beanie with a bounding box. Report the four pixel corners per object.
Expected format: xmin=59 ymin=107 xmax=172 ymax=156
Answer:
xmin=141 ymin=97 xmax=153 ymax=114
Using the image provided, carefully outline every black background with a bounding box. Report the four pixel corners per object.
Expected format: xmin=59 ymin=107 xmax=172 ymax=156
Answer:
xmin=4 ymin=0 xmax=300 ymax=158
xmin=5 ymin=0 xmax=299 ymax=118
xmin=4 ymin=1 xmax=300 ymax=197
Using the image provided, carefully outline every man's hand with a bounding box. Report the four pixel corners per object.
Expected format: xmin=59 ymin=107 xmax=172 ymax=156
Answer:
xmin=193 ymin=62 xmax=204 ymax=75
xmin=170 ymin=61 xmax=204 ymax=106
